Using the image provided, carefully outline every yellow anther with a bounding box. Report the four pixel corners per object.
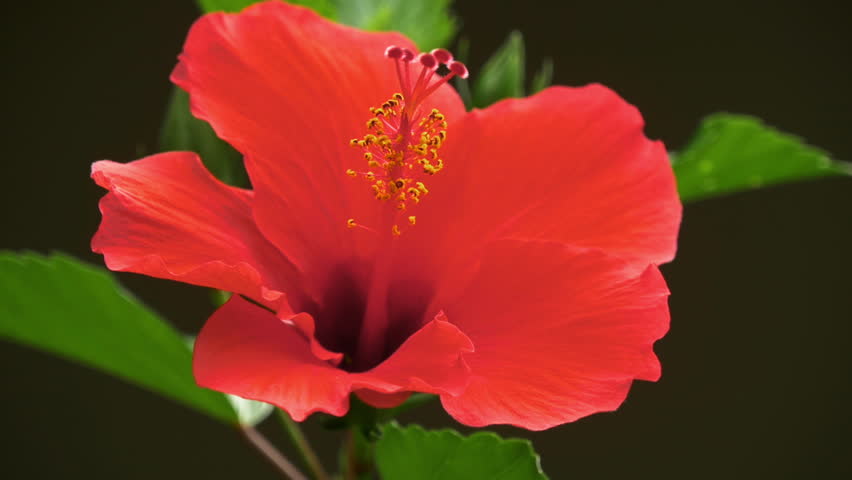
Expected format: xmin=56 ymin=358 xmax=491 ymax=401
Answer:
xmin=346 ymin=98 xmax=450 ymax=235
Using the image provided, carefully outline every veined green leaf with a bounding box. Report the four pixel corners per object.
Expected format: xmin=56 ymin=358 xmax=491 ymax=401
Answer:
xmin=672 ymin=114 xmax=851 ymax=203
xmin=0 ymin=252 xmax=237 ymax=424
xmin=376 ymin=423 xmax=548 ymax=480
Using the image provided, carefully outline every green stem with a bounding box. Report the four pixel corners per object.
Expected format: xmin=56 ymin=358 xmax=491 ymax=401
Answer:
xmin=343 ymin=427 xmax=375 ymax=480
xmin=277 ymin=409 xmax=330 ymax=480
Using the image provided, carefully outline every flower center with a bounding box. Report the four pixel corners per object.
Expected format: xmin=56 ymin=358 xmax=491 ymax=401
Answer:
xmin=346 ymin=46 xmax=468 ymax=237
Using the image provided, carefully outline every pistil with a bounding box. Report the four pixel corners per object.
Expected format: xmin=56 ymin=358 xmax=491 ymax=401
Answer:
xmin=349 ymin=45 xmax=468 ymax=369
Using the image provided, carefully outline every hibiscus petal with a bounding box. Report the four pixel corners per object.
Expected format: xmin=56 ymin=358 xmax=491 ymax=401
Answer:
xmin=437 ymin=240 xmax=670 ymax=430
xmin=194 ymin=295 xmax=350 ymax=421
xmin=283 ymin=310 xmax=344 ymax=365
xmin=195 ymin=296 xmax=474 ymax=420
xmin=172 ymin=1 xmax=465 ymax=273
xmin=352 ymin=314 xmax=474 ymax=399
xmin=419 ymin=85 xmax=680 ymax=273
xmin=92 ymin=152 xmax=295 ymax=308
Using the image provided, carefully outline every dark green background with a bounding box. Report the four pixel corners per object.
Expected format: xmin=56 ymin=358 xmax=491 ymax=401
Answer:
xmin=2 ymin=0 xmax=850 ymax=478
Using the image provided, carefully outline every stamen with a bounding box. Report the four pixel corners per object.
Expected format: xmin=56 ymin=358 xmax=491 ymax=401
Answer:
xmin=345 ymin=45 xmax=468 ymax=236
xmin=346 ymin=218 xmax=378 ymax=235
xmin=410 ymin=53 xmax=438 ymax=107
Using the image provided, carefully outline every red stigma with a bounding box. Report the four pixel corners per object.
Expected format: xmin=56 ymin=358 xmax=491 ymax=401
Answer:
xmin=384 ymin=45 xmax=403 ymax=59
xmin=383 ymin=45 xmax=469 ymax=112
xmin=417 ymin=53 xmax=438 ymax=70
xmin=430 ymin=48 xmax=453 ymax=64
xmin=448 ymin=61 xmax=469 ymax=79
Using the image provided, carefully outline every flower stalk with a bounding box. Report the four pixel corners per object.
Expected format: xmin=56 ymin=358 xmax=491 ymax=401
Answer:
xmin=240 ymin=425 xmax=308 ymax=480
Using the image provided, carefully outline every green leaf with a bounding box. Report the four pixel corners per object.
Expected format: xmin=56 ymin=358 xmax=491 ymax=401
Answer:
xmin=289 ymin=0 xmax=336 ymax=18
xmin=196 ymin=0 xmax=257 ymax=13
xmin=198 ymin=0 xmax=336 ymax=17
xmin=529 ymin=58 xmax=553 ymax=95
xmin=376 ymin=423 xmax=548 ymax=480
xmin=672 ymin=114 xmax=852 ymax=203
xmin=473 ymin=31 xmax=526 ymax=108
xmin=160 ymin=88 xmax=248 ymax=187
xmin=336 ymin=0 xmax=457 ymax=50
xmin=0 ymin=252 xmax=237 ymax=424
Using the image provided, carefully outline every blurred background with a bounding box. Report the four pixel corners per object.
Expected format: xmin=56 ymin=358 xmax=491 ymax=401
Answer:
xmin=2 ymin=0 xmax=850 ymax=478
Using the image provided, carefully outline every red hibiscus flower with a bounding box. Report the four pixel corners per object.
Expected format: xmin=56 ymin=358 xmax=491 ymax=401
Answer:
xmin=91 ymin=1 xmax=681 ymax=430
